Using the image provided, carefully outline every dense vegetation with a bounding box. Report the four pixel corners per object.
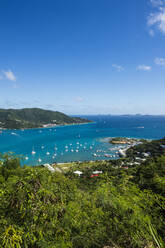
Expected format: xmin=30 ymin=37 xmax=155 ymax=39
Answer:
xmin=0 ymin=108 xmax=90 ymax=129
xmin=126 ymin=137 xmax=165 ymax=159
xmin=0 ymin=143 xmax=165 ymax=247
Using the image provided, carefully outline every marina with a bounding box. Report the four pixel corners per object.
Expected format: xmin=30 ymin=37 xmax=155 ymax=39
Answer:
xmin=0 ymin=115 xmax=165 ymax=166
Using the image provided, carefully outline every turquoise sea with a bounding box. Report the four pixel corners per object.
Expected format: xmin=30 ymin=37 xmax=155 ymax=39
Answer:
xmin=0 ymin=115 xmax=165 ymax=166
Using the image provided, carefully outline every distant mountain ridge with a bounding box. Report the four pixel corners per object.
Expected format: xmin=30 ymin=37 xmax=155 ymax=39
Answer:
xmin=0 ymin=108 xmax=90 ymax=129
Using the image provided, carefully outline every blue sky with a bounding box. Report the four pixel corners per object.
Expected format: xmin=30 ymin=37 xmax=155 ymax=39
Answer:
xmin=0 ymin=0 xmax=165 ymax=115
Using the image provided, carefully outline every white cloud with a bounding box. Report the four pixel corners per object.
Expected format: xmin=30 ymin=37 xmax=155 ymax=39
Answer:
xmin=149 ymin=29 xmax=155 ymax=36
xmin=155 ymin=57 xmax=165 ymax=66
xmin=150 ymin=0 xmax=165 ymax=7
xmin=75 ymin=97 xmax=84 ymax=102
xmin=136 ymin=65 xmax=152 ymax=71
xmin=148 ymin=1 xmax=165 ymax=35
xmin=112 ymin=64 xmax=124 ymax=72
xmin=3 ymin=70 xmax=16 ymax=81
xmin=148 ymin=10 xmax=165 ymax=35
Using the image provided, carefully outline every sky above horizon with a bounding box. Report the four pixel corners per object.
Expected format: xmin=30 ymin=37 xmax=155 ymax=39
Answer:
xmin=0 ymin=0 xmax=165 ymax=115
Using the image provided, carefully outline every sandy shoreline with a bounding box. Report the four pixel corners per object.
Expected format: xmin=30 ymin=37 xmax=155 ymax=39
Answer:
xmin=0 ymin=121 xmax=94 ymax=131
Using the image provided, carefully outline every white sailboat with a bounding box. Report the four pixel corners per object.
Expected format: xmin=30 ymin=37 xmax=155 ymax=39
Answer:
xmin=31 ymin=148 xmax=36 ymax=155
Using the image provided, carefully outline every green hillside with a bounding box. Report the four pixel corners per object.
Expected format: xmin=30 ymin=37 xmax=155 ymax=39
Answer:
xmin=0 ymin=108 xmax=90 ymax=129
xmin=0 ymin=138 xmax=165 ymax=248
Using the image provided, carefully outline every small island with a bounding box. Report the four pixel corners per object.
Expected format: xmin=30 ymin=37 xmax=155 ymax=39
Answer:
xmin=109 ymin=137 xmax=144 ymax=145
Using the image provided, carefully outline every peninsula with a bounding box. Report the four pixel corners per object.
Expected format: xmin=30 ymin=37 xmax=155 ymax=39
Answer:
xmin=109 ymin=137 xmax=145 ymax=145
xmin=0 ymin=108 xmax=91 ymax=129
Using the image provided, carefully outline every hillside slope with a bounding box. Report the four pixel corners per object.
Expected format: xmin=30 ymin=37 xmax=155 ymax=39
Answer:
xmin=0 ymin=141 xmax=165 ymax=247
xmin=0 ymin=108 xmax=90 ymax=129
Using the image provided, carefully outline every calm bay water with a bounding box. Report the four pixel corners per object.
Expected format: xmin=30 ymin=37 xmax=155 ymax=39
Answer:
xmin=0 ymin=115 xmax=165 ymax=166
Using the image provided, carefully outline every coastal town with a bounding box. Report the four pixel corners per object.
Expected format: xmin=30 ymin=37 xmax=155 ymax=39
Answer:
xmin=41 ymin=137 xmax=158 ymax=177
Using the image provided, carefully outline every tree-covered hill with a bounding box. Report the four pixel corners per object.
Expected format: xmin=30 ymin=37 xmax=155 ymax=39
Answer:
xmin=0 ymin=148 xmax=165 ymax=248
xmin=0 ymin=108 xmax=90 ymax=129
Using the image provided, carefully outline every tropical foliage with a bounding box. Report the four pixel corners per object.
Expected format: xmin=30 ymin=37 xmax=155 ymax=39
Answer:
xmin=0 ymin=152 xmax=165 ymax=248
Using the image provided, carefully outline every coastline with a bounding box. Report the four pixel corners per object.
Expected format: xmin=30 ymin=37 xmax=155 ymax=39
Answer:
xmin=0 ymin=121 xmax=94 ymax=131
xmin=1 ymin=114 xmax=164 ymax=168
